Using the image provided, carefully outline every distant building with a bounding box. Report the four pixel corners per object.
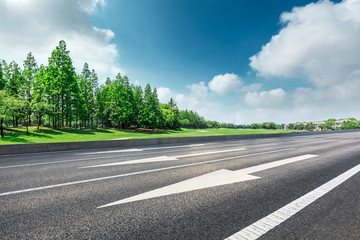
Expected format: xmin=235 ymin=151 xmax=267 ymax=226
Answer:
xmin=334 ymin=120 xmax=344 ymax=128
xmin=313 ymin=121 xmax=325 ymax=130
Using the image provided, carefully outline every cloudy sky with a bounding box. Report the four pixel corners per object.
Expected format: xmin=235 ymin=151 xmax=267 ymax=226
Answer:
xmin=1 ymin=0 xmax=359 ymax=124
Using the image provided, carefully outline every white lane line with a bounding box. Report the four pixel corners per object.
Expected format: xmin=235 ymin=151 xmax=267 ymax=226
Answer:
xmin=77 ymin=144 xmax=206 ymax=155
xmin=0 ymin=148 xmax=294 ymax=197
xmin=0 ymin=147 xmax=210 ymax=169
xmin=97 ymin=155 xmax=317 ymax=208
xmin=81 ymin=156 xmax=180 ymax=168
xmin=224 ymin=163 xmax=360 ymax=240
xmin=80 ymin=148 xmax=247 ymax=168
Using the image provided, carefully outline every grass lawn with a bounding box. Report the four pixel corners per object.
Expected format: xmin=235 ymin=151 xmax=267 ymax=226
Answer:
xmin=0 ymin=126 xmax=293 ymax=145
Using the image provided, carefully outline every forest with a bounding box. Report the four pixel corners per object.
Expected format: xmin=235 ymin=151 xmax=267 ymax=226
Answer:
xmin=0 ymin=40 xmax=219 ymax=138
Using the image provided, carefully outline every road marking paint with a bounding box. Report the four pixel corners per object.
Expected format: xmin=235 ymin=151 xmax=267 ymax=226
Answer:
xmin=224 ymin=163 xmax=360 ymax=240
xmin=81 ymin=156 xmax=179 ymax=168
xmin=77 ymin=144 xmax=206 ymax=155
xmin=81 ymin=148 xmax=246 ymax=168
xmin=0 ymin=147 xmax=211 ymax=169
xmin=97 ymin=154 xmax=317 ymax=208
xmin=78 ymin=149 xmax=144 ymax=154
xmin=0 ymin=148 xmax=293 ymax=197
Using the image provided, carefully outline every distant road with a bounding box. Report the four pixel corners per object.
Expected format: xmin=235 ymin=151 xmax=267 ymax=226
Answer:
xmin=1 ymin=132 xmax=360 ymax=239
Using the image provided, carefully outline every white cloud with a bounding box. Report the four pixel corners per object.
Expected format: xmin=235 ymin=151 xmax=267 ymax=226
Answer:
xmin=0 ymin=0 xmax=123 ymax=82
xmin=249 ymin=0 xmax=360 ymax=88
xmin=241 ymin=83 xmax=263 ymax=92
xmin=244 ymin=88 xmax=288 ymax=108
xmin=157 ymin=87 xmax=173 ymax=103
xmin=246 ymin=0 xmax=360 ymax=123
xmin=186 ymin=81 xmax=209 ymax=98
xmin=209 ymin=73 xmax=243 ymax=94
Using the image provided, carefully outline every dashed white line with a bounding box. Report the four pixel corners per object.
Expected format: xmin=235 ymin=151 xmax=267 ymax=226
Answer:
xmin=77 ymin=144 xmax=206 ymax=155
xmin=81 ymin=148 xmax=247 ymax=168
xmin=224 ymin=163 xmax=360 ymax=240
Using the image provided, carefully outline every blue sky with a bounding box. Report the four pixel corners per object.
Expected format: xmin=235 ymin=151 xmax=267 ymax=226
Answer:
xmin=1 ymin=0 xmax=359 ymax=124
xmin=92 ymin=0 xmax=317 ymax=91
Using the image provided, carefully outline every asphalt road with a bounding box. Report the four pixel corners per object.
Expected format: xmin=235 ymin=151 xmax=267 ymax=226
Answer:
xmin=1 ymin=131 xmax=360 ymax=239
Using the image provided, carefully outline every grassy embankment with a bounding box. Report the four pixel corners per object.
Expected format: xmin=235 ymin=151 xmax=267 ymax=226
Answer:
xmin=0 ymin=127 xmax=293 ymax=145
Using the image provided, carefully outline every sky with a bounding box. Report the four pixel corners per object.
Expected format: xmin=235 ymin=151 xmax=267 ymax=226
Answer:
xmin=1 ymin=0 xmax=359 ymax=124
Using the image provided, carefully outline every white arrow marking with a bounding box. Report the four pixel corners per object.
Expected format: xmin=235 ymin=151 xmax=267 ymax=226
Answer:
xmin=0 ymin=148 xmax=293 ymax=197
xmin=97 ymin=154 xmax=317 ymax=208
xmin=81 ymin=148 xmax=246 ymax=168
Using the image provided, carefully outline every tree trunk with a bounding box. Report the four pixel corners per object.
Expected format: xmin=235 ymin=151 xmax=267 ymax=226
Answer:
xmin=38 ymin=116 xmax=42 ymax=130
xmin=28 ymin=113 xmax=32 ymax=126
xmin=25 ymin=116 xmax=29 ymax=135
xmin=0 ymin=118 xmax=4 ymax=138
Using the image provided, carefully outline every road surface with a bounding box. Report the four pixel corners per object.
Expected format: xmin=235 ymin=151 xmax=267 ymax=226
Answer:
xmin=1 ymin=131 xmax=360 ymax=239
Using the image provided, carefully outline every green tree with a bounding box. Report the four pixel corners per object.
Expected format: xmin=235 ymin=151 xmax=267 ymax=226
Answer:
xmin=22 ymin=52 xmax=38 ymax=125
xmin=133 ymin=85 xmax=144 ymax=128
xmin=32 ymin=101 xmax=51 ymax=130
xmin=23 ymin=52 xmax=38 ymax=100
xmin=341 ymin=121 xmax=359 ymax=130
xmin=6 ymin=96 xmax=23 ymax=127
xmin=325 ymin=118 xmax=336 ymax=130
xmin=142 ymin=84 xmax=165 ymax=128
xmin=4 ymin=61 xmax=23 ymax=97
xmin=168 ymin=97 xmax=177 ymax=108
xmin=161 ymin=103 xmax=180 ymax=129
xmin=0 ymin=60 xmax=6 ymax=90
xmin=0 ymin=90 xmax=8 ymax=138
xmin=179 ymin=110 xmax=207 ymax=128
xmin=306 ymin=122 xmax=315 ymax=131
xmin=47 ymin=40 xmax=79 ymax=127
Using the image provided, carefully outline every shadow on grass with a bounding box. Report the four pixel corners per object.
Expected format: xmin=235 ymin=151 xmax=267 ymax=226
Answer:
xmin=121 ymin=128 xmax=183 ymax=135
xmin=0 ymin=136 xmax=30 ymax=143
xmin=1 ymin=128 xmax=54 ymax=143
xmin=36 ymin=127 xmax=113 ymax=135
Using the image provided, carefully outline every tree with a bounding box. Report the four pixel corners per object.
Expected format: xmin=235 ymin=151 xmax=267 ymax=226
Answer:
xmin=325 ymin=118 xmax=336 ymax=130
xmin=23 ymin=52 xmax=38 ymax=125
xmin=168 ymin=97 xmax=177 ymax=108
xmin=47 ymin=40 xmax=79 ymax=127
xmin=306 ymin=122 xmax=315 ymax=131
xmin=178 ymin=110 xmax=207 ymax=128
xmin=133 ymin=85 xmax=144 ymax=128
xmin=262 ymin=122 xmax=277 ymax=129
xmin=0 ymin=60 xmax=5 ymax=90
xmin=0 ymin=90 xmax=8 ymax=138
xmin=19 ymin=100 xmax=31 ymax=134
xmin=23 ymin=52 xmax=38 ymax=100
xmin=6 ymin=96 xmax=23 ymax=127
xmin=341 ymin=121 xmax=359 ymax=130
xmin=32 ymin=101 xmax=51 ymax=130
xmin=4 ymin=61 xmax=23 ymax=97
xmin=161 ymin=103 xmax=180 ymax=129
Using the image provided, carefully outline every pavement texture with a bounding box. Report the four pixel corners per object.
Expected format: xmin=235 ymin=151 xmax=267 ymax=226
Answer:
xmin=0 ymin=131 xmax=360 ymax=239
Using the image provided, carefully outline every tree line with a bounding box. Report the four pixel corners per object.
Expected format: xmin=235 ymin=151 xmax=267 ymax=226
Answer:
xmin=0 ymin=40 xmax=243 ymax=138
xmin=0 ymin=40 xmax=184 ymax=137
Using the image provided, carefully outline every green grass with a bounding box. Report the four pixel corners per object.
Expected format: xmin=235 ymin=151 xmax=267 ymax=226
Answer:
xmin=0 ymin=126 xmax=293 ymax=145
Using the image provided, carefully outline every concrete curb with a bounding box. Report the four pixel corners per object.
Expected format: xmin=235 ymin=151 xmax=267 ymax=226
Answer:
xmin=0 ymin=130 xmax=358 ymax=155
